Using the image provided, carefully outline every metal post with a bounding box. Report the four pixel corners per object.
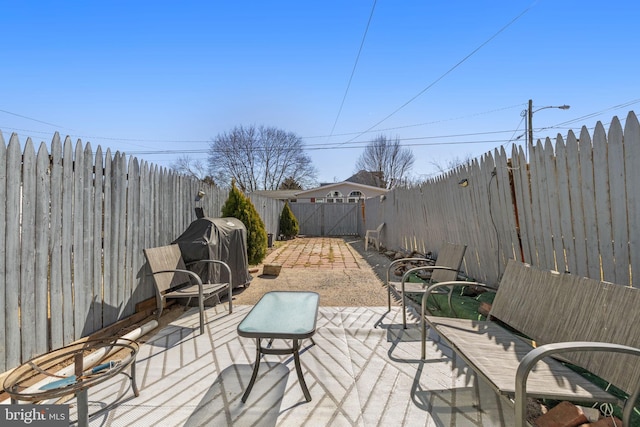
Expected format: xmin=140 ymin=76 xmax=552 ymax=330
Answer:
xmin=527 ymin=99 xmax=533 ymax=147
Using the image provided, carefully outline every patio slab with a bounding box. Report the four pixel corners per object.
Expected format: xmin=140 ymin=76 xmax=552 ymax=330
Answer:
xmin=76 ymin=304 xmax=516 ymax=426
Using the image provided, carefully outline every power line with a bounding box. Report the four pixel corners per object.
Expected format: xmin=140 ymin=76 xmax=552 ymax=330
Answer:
xmin=0 ymin=104 xmax=527 ymax=145
xmin=307 ymin=103 xmax=525 ymax=139
xmin=126 ymin=137 xmax=519 ymax=156
xmin=327 ymin=0 xmax=377 ymax=139
xmin=0 ymin=126 xmax=211 ymax=144
xmin=552 ymin=98 xmax=640 ymax=129
xmin=0 ymin=109 xmax=70 ymax=130
xmin=501 ymin=115 xmax=526 ymax=149
xmin=2 ymin=98 xmax=638 ymax=154
xmin=0 ymin=120 xmax=620 ymax=155
xmin=338 ymin=3 xmax=535 ymax=146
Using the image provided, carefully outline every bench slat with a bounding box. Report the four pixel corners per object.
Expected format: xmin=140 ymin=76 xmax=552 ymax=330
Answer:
xmin=490 ymin=259 xmax=640 ymax=395
xmin=427 ymin=317 xmax=617 ymax=402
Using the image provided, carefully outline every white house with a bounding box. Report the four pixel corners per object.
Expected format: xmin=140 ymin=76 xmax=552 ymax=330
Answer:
xmin=294 ymin=181 xmax=388 ymax=203
xmin=250 ymin=171 xmax=389 ymax=203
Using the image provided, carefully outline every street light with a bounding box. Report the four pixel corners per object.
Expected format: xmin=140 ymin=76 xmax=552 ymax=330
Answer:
xmin=523 ymin=99 xmax=570 ymax=147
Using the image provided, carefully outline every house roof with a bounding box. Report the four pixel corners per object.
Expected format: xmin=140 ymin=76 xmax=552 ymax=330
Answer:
xmin=294 ymin=181 xmax=388 ymax=197
xmin=250 ymin=190 xmax=300 ymax=200
xmin=345 ymin=170 xmax=385 ymax=187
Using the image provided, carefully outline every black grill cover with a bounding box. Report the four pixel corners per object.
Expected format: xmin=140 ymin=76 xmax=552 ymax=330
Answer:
xmin=172 ymin=217 xmax=252 ymax=289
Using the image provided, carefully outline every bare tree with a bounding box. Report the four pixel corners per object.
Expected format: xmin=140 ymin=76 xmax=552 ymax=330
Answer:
xmin=208 ymin=125 xmax=317 ymax=191
xmin=403 ymin=154 xmax=476 ymax=187
xmin=171 ymin=155 xmax=216 ymax=185
xmin=354 ymin=135 xmax=415 ymax=189
xmin=430 ymin=154 xmax=474 ymax=175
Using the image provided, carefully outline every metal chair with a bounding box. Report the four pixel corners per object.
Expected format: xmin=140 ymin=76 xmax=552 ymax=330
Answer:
xmin=144 ymin=244 xmax=233 ymax=335
xmin=386 ymin=242 xmax=467 ymax=328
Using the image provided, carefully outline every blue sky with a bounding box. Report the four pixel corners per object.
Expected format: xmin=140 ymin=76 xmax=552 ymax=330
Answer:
xmin=2 ymin=1 xmax=639 ymax=184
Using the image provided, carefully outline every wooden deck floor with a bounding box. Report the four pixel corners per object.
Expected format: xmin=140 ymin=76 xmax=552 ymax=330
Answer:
xmin=72 ymin=304 xmax=516 ymax=426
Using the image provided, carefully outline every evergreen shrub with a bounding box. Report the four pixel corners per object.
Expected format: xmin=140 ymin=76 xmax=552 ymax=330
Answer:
xmin=221 ymin=181 xmax=267 ymax=265
xmin=279 ymin=202 xmax=299 ymax=239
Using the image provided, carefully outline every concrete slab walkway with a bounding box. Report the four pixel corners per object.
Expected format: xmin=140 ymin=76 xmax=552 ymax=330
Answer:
xmin=263 ymin=237 xmax=364 ymax=269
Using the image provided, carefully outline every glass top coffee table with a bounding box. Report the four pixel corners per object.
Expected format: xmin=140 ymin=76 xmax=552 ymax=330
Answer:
xmin=3 ymin=337 xmax=139 ymax=427
xmin=237 ymin=291 xmax=319 ymax=403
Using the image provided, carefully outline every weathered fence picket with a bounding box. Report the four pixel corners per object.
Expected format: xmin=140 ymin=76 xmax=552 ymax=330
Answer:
xmin=0 ymin=137 xmax=5 ymax=371
xmin=6 ymin=136 xmax=21 ymax=369
xmin=625 ymin=115 xmax=640 ymax=282
xmin=20 ymin=140 xmax=36 ymax=366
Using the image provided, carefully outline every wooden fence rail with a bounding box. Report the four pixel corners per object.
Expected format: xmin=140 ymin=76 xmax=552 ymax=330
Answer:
xmin=364 ymin=111 xmax=640 ymax=288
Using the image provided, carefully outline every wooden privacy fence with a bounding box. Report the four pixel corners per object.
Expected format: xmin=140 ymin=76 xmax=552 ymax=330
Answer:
xmin=3 ymin=111 xmax=638 ymax=372
xmin=248 ymin=193 xmax=285 ymax=240
xmin=290 ymin=202 xmax=360 ymax=236
xmin=364 ymin=111 xmax=640 ymax=288
xmin=0 ymin=132 xmax=229 ymax=373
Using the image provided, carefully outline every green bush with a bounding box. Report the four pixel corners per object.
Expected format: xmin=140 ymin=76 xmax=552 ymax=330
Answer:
xmin=279 ymin=202 xmax=299 ymax=239
xmin=221 ymin=180 xmax=267 ymax=265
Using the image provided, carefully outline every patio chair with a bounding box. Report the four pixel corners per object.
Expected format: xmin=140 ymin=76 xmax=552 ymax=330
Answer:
xmin=386 ymin=242 xmax=466 ymax=328
xmin=143 ymin=244 xmax=233 ymax=335
xmin=364 ymin=223 xmax=385 ymax=251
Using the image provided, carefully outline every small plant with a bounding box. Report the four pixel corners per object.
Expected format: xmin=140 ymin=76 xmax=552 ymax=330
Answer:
xmin=327 ymin=246 xmax=335 ymax=262
xmin=279 ymin=202 xmax=299 ymax=239
xmin=222 ymin=180 xmax=268 ymax=265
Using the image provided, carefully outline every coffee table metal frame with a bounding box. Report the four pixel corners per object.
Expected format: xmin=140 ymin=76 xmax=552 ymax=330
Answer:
xmin=237 ymin=291 xmax=319 ymax=403
xmin=3 ymin=337 xmax=139 ymax=427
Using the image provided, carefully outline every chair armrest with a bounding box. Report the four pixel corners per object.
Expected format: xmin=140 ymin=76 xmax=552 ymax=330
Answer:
xmin=399 ymin=265 xmax=461 ymax=294
xmin=514 ymin=342 xmax=640 ymax=427
xmin=186 ymin=259 xmax=233 ymax=284
xmin=399 ymin=267 xmax=465 ymax=315
xmin=186 ymin=260 xmax=233 ymax=302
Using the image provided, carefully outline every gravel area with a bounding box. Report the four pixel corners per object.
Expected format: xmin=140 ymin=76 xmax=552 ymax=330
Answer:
xmin=233 ymin=236 xmax=393 ymax=307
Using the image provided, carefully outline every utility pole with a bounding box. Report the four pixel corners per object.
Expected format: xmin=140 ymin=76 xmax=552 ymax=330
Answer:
xmin=525 ymin=99 xmax=570 ymax=148
xmin=528 ymin=99 xmax=533 ymax=147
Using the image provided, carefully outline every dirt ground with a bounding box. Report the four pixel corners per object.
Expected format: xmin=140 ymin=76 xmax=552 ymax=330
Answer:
xmin=233 ymin=236 xmax=393 ymax=307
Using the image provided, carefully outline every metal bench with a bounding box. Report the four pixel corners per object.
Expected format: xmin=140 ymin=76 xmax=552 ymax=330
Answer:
xmin=421 ymin=259 xmax=640 ymax=427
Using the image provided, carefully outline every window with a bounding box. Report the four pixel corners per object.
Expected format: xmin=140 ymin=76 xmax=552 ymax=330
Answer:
xmin=347 ymin=190 xmax=363 ymax=203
